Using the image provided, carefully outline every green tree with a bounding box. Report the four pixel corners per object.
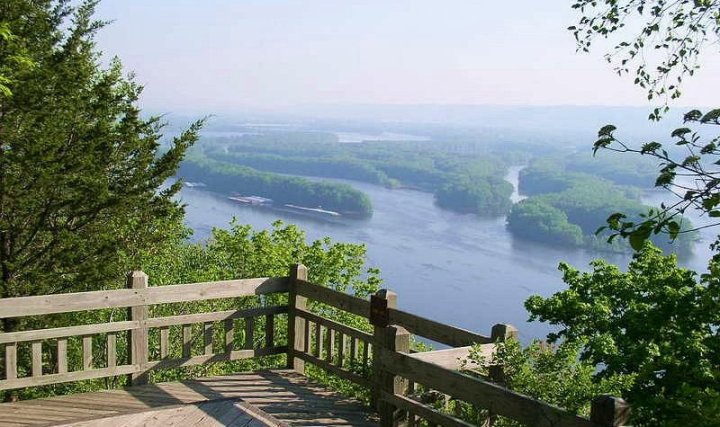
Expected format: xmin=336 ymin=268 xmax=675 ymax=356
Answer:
xmin=571 ymin=0 xmax=720 ymax=249
xmin=526 ymin=244 xmax=720 ymax=425
xmin=0 ymin=0 xmax=202 ymax=311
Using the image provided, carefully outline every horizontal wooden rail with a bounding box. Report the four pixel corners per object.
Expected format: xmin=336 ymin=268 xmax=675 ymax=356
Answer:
xmin=0 ymin=277 xmax=289 ymax=319
xmin=0 ymin=321 xmax=139 ymax=344
xmin=145 ymin=346 xmax=286 ymax=371
xmin=295 ymin=308 xmax=374 ymax=343
xmin=388 ymin=308 xmax=492 ymax=347
xmin=295 ymin=351 xmax=371 ymax=388
xmin=145 ymin=306 xmax=288 ymax=329
xmin=378 ymin=348 xmax=600 ymax=427
xmin=0 ymin=365 xmax=138 ymax=390
xmin=409 ymin=344 xmax=495 ymax=371
xmin=381 ymin=392 xmax=476 ymax=427
xmin=295 ymin=280 xmax=370 ymax=318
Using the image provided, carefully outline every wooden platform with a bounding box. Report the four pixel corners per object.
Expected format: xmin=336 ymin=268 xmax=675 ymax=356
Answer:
xmin=0 ymin=370 xmax=378 ymax=427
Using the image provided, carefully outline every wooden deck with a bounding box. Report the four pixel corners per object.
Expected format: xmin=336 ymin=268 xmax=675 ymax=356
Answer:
xmin=0 ymin=370 xmax=378 ymax=427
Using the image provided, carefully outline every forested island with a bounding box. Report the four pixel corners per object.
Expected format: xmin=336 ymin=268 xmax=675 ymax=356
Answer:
xmin=179 ymin=155 xmax=373 ymax=217
xmin=507 ymin=158 xmax=696 ymax=253
xmin=195 ymin=131 xmax=515 ymax=216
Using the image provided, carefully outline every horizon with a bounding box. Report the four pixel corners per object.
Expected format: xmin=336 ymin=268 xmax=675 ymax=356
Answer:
xmin=95 ymin=0 xmax=719 ymax=113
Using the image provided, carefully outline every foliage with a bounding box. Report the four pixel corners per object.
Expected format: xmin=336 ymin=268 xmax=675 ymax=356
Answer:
xmin=457 ymin=340 xmax=632 ymax=426
xmin=16 ymin=219 xmax=381 ymax=401
xmin=200 ymin=133 xmax=514 ymax=215
xmin=569 ymin=0 xmax=720 ymax=116
xmin=595 ymin=113 xmax=720 ymax=251
xmin=0 ymin=0 xmax=202 ymax=307
xmin=510 ymin=159 xmax=695 ymax=253
xmin=525 ymin=244 xmax=720 ymax=426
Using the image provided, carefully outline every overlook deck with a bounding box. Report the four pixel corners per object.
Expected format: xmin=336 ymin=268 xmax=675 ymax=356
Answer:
xmin=0 ymin=370 xmax=376 ymax=426
xmin=0 ymin=265 xmax=629 ymax=427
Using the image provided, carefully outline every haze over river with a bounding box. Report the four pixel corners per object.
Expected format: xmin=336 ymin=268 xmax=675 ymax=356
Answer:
xmin=180 ymin=167 xmax=715 ymax=342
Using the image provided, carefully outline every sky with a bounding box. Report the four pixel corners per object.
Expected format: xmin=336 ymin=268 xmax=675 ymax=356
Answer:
xmin=94 ymin=0 xmax=719 ymax=114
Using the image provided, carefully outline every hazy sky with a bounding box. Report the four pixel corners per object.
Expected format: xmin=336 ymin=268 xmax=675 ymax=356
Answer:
xmin=94 ymin=0 xmax=719 ymax=113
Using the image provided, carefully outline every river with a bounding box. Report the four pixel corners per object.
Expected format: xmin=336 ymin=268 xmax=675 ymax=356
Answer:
xmin=179 ymin=167 xmax=716 ymax=342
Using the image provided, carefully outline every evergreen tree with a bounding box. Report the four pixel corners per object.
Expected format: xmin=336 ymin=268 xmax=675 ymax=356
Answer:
xmin=0 ymin=0 xmax=202 ymax=310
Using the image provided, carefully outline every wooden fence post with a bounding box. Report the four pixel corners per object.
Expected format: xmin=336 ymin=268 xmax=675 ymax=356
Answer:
xmin=591 ymin=395 xmax=630 ymax=427
xmin=371 ymin=289 xmax=411 ymax=427
xmin=127 ymin=270 xmax=149 ymax=386
xmin=286 ymin=264 xmax=308 ymax=374
xmin=488 ymin=323 xmax=518 ymax=385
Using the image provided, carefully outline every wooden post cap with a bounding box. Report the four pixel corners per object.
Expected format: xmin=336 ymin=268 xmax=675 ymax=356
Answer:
xmin=591 ymin=395 xmax=630 ymax=426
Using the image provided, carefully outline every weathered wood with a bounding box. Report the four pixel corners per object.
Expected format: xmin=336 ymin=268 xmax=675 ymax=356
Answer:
xmin=487 ymin=323 xmax=519 ymax=425
xmin=82 ymin=336 xmax=93 ymax=370
xmin=144 ymin=306 xmax=287 ymax=329
xmin=315 ymin=324 xmax=324 ymax=359
xmin=107 ymin=333 xmax=116 ymax=368
xmin=225 ymin=319 xmax=235 ymax=354
xmin=295 ymin=308 xmax=374 ymax=343
xmin=159 ymin=327 xmax=170 ymax=359
xmin=57 ymin=338 xmax=68 ymax=374
xmin=338 ymin=333 xmax=346 ymax=368
xmin=182 ymin=325 xmax=192 ymax=358
xmin=204 ymin=322 xmax=213 ymax=355
xmin=325 ymin=329 xmax=335 ymax=363
xmin=0 ymin=277 xmax=289 ymax=319
xmin=295 ymin=279 xmax=370 ymax=318
xmin=590 ymin=395 xmax=630 ymax=427
xmin=0 ymin=370 xmax=375 ymax=426
xmin=381 ymin=392 xmax=476 ymax=427
xmin=379 ymin=348 xmax=599 ymax=427
xmin=0 ymin=321 xmax=138 ymax=344
xmin=31 ymin=341 xmax=43 ymax=377
xmin=286 ymin=264 xmax=308 ymax=374
xmin=244 ymin=318 xmax=254 ymax=350
xmin=294 ymin=351 xmax=372 ymax=388
xmin=372 ymin=289 xmax=411 ymax=427
xmin=144 ymin=346 xmax=286 ymax=371
xmin=350 ymin=337 xmax=358 ymax=362
xmin=5 ymin=343 xmax=17 ymax=380
xmin=0 ymin=365 xmax=138 ymax=391
xmin=127 ymin=271 xmax=149 ymax=386
xmin=388 ymin=308 xmax=493 ymax=347
xmin=410 ymin=344 xmax=496 ymax=371
xmin=265 ymin=314 xmax=274 ymax=348
xmin=303 ymin=320 xmax=311 ymax=354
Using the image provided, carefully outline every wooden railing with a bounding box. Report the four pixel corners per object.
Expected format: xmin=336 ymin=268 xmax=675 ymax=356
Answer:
xmin=0 ymin=264 xmax=629 ymax=427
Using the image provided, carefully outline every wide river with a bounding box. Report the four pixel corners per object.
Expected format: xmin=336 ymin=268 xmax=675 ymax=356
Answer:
xmin=179 ymin=166 xmax=715 ymax=342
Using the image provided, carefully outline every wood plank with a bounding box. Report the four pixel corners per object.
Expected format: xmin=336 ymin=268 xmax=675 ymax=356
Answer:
xmin=182 ymin=324 xmax=193 ymax=358
xmin=0 ymin=364 xmax=137 ymax=391
xmin=295 ymin=280 xmax=370 ymax=318
xmin=0 ymin=277 xmax=289 ymax=319
xmin=204 ymin=322 xmax=213 ymax=355
xmin=0 ymin=321 xmax=138 ymax=344
xmin=144 ymin=346 xmax=286 ymax=371
xmin=378 ymin=349 xmax=600 ymax=427
xmin=225 ymin=319 xmax=234 ymax=354
xmin=381 ymin=392 xmax=476 ymax=427
xmin=160 ymin=327 xmax=170 ymax=359
xmin=338 ymin=333 xmax=346 ymax=368
xmin=303 ymin=320 xmax=311 ymax=354
xmin=265 ymin=314 xmax=274 ymax=348
xmin=145 ymin=306 xmax=287 ymax=329
xmin=244 ymin=318 xmax=254 ymax=350
xmin=409 ymin=344 xmax=495 ymax=371
xmin=388 ymin=308 xmax=493 ymax=347
xmin=295 ymin=308 xmax=374 ymax=343
xmin=83 ymin=336 xmax=93 ymax=370
xmin=57 ymin=338 xmax=68 ymax=373
xmin=31 ymin=341 xmax=42 ymax=377
xmin=294 ymin=352 xmax=371 ymax=388
xmin=325 ymin=328 xmax=334 ymax=363
xmin=107 ymin=333 xmax=117 ymax=368
xmin=5 ymin=343 xmax=16 ymax=380
xmin=316 ymin=325 xmax=324 ymax=359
